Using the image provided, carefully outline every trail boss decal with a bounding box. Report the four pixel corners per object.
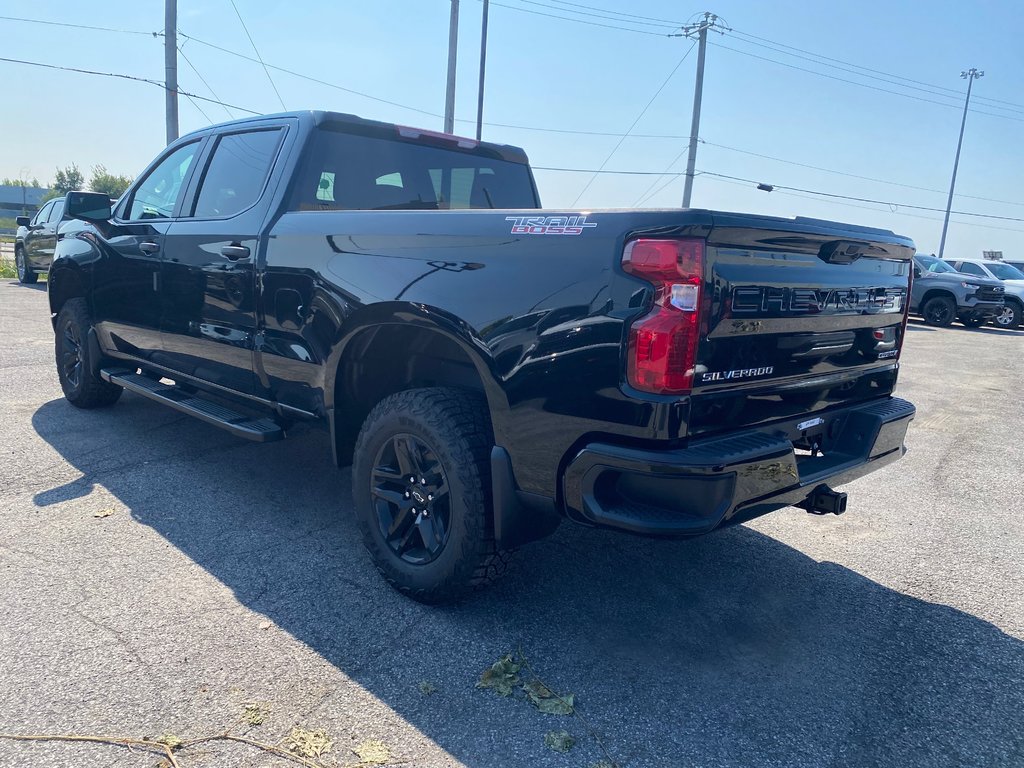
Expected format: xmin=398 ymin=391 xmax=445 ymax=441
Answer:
xmin=700 ymin=366 xmax=774 ymax=383
xmin=506 ymin=215 xmax=597 ymax=235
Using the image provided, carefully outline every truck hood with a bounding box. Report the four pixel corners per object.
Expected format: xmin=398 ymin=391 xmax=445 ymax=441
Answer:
xmin=922 ymin=272 xmax=1003 ymax=288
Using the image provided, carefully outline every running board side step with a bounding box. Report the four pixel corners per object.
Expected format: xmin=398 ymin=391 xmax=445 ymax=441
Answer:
xmin=100 ymin=368 xmax=284 ymax=442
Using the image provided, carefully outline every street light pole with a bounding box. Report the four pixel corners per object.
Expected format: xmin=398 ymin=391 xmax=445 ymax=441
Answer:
xmin=938 ymin=67 xmax=983 ymax=259
xmin=475 ymin=0 xmax=489 ymax=141
xmin=444 ymin=0 xmax=459 ymax=134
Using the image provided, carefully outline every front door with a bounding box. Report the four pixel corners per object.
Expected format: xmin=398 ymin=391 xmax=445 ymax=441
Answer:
xmin=22 ymin=200 xmax=54 ymax=270
xmin=160 ymin=127 xmax=286 ymax=396
xmin=92 ymin=140 xmax=203 ymax=363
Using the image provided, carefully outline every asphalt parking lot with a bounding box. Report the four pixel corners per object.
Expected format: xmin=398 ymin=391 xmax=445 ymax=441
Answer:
xmin=1 ymin=280 xmax=1022 ymax=768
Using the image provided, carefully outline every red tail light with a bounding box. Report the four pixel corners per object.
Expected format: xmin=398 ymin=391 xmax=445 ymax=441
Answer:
xmin=622 ymin=238 xmax=704 ymax=394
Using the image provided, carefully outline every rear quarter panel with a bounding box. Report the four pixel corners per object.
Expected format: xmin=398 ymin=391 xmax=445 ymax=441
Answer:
xmin=262 ymin=209 xmax=713 ymax=497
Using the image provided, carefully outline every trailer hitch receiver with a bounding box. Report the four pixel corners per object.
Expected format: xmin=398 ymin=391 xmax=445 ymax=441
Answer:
xmin=800 ymin=484 xmax=848 ymax=516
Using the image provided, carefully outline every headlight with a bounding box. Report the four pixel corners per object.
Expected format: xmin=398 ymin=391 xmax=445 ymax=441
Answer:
xmin=961 ymin=282 xmax=982 ymax=289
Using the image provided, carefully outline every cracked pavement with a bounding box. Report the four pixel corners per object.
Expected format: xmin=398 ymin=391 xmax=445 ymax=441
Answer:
xmin=1 ymin=280 xmax=1023 ymax=767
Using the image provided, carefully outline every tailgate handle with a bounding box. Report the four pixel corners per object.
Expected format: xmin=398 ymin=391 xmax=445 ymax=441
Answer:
xmin=818 ymin=240 xmax=871 ymax=265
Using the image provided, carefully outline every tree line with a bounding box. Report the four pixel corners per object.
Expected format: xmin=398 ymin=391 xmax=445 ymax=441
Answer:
xmin=1 ymin=164 xmax=134 ymax=201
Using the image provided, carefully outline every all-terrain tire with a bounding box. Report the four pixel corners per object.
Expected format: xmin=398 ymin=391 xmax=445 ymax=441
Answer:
xmin=15 ymin=245 xmax=38 ymax=284
xmin=55 ymin=298 xmax=123 ymax=408
xmin=352 ymin=387 xmax=512 ymax=603
xmin=922 ymin=295 xmax=956 ymax=327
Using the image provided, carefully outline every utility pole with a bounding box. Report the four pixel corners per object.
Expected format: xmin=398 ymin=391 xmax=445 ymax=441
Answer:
xmin=681 ymin=12 xmax=724 ymax=208
xmin=444 ymin=0 xmax=459 ymax=134
xmin=475 ymin=0 xmax=489 ymax=140
xmin=938 ymin=67 xmax=983 ymax=259
xmin=164 ymin=0 xmax=179 ymax=144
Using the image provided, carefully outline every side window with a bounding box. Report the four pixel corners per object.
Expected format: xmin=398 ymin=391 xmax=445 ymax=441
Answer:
xmin=126 ymin=141 xmax=200 ymax=221
xmin=32 ymin=202 xmax=54 ymax=226
xmin=192 ymin=129 xmax=282 ymax=218
xmin=959 ymin=262 xmax=986 ymax=277
xmin=47 ymin=199 xmax=65 ymax=224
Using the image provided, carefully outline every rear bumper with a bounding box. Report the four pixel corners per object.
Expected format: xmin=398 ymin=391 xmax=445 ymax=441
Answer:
xmin=562 ymin=396 xmax=915 ymax=536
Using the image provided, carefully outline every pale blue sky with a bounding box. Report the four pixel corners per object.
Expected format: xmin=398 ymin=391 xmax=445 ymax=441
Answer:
xmin=2 ymin=0 xmax=1022 ymax=257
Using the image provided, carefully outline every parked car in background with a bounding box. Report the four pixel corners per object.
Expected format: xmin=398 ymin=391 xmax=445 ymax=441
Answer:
xmin=14 ymin=196 xmax=66 ymax=284
xmin=910 ymin=254 xmax=1004 ymax=327
xmin=944 ymin=258 xmax=1024 ymax=329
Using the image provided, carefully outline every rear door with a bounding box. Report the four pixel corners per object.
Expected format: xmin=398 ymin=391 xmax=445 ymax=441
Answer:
xmin=160 ymin=125 xmax=287 ymax=395
xmin=689 ymin=216 xmax=913 ymax=437
xmin=37 ymin=197 xmax=65 ymax=269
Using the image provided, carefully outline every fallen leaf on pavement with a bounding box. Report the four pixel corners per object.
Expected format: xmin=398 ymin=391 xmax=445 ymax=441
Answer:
xmin=242 ymin=702 xmax=269 ymax=726
xmin=544 ymin=730 xmax=575 ymax=753
xmin=477 ymin=653 xmax=521 ymax=697
xmin=286 ymin=727 xmax=332 ymax=758
xmin=523 ymin=679 xmax=574 ymax=715
xmin=153 ymin=733 xmax=182 ymax=750
xmin=353 ymin=739 xmax=391 ymax=764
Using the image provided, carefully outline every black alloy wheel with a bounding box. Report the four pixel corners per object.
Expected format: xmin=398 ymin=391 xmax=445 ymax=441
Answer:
xmin=922 ymin=296 xmax=955 ymax=327
xmin=370 ymin=433 xmax=452 ymax=565
xmin=351 ymin=387 xmax=512 ymax=603
xmin=61 ymin=321 xmax=83 ymax=389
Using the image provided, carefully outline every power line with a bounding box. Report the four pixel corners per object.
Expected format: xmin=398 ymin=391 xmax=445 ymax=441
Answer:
xmin=633 ymin=147 xmax=690 ymax=206
xmin=710 ymin=40 xmax=1024 ymax=123
xmin=178 ymin=31 xmax=445 ymax=119
xmin=0 ymin=14 xmax=158 ymax=36
xmin=482 ymin=0 xmax=672 ymax=37
xmin=510 ymin=0 xmax=678 ymax=30
xmin=539 ymin=0 xmax=685 ymax=26
xmin=722 ymin=29 xmax=1024 ymax=116
xmin=570 ymin=41 xmax=697 ymax=206
xmin=0 ymin=55 xmax=260 ymax=115
xmin=701 ymin=172 xmax=1024 ymax=235
xmin=228 ymin=0 xmax=286 ymax=111
xmin=534 ymin=166 xmax=686 ymax=175
xmin=180 ymin=90 xmax=215 ymax=124
xmin=697 ymin=139 xmax=1024 ymax=208
xmin=177 ymin=44 xmax=234 ymax=119
xmin=696 ymin=170 xmax=1024 ymax=222
xmin=727 ymin=27 xmax=1024 ymax=112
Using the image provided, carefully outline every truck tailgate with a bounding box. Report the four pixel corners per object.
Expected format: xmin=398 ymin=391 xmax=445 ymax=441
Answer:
xmin=689 ymin=216 xmax=914 ymax=437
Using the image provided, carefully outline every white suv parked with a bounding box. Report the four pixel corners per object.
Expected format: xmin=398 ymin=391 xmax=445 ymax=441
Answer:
xmin=944 ymin=258 xmax=1024 ymax=329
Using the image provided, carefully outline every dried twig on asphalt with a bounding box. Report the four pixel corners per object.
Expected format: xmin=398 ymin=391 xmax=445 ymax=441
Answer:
xmin=0 ymin=733 xmax=181 ymax=767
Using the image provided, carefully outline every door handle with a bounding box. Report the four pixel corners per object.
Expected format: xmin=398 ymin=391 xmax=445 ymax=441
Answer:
xmin=220 ymin=244 xmax=250 ymax=260
xmin=139 ymin=241 xmax=160 ymax=254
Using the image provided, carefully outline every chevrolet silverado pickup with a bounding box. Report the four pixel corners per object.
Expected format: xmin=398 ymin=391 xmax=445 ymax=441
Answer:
xmin=47 ymin=111 xmax=916 ymax=602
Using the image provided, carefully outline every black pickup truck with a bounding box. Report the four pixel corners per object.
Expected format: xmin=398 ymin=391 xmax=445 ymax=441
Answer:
xmin=47 ymin=111 xmax=916 ymax=602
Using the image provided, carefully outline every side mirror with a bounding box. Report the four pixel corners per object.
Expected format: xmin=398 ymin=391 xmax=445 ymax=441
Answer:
xmin=913 ymin=267 xmax=922 ymax=278
xmin=15 ymin=216 xmax=31 ymax=227
xmin=65 ymin=190 xmax=112 ymax=222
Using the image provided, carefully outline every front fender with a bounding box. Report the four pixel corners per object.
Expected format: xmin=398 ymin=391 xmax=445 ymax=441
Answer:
xmin=48 ymin=234 xmax=100 ymax=321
